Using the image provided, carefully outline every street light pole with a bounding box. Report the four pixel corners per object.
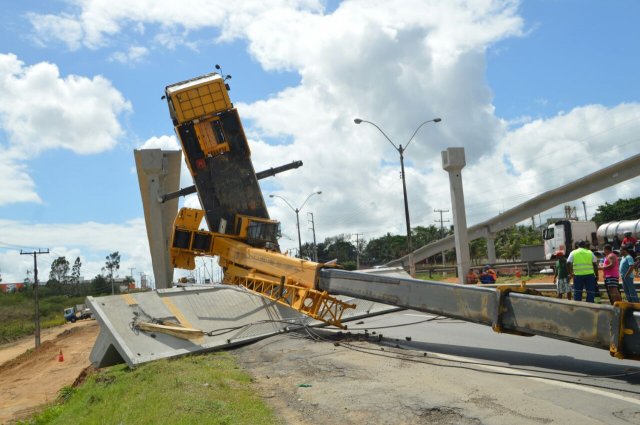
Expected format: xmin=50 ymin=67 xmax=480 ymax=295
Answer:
xmin=354 ymin=117 xmax=442 ymax=275
xmin=399 ymin=145 xmax=412 ymax=252
xmin=295 ymin=209 xmax=302 ymax=257
xmin=270 ymin=191 xmax=322 ymax=259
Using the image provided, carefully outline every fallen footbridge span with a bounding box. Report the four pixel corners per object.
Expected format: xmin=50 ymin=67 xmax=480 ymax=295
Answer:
xmin=319 ymin=270 xmax=640 ymax=360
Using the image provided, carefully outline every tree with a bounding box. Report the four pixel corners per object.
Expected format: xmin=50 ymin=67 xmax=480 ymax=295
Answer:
xmin=104 ymin=251 xmax=121 ymax=295
xmin=324 ymin=235 xmax=356 ymax=264
xmin=361 ymin=233 xmax=407 ymax=266
xmin=92 ymin=274 xmax=111 ymax=295
xmin=469 ymin=238 xmax=487 ymax=265
xmin=413 ymin=225 xmax=448 ymax=248
xmin=495 ymin=225 xmax=542 ymax=261
xmin=49 ymin=256 xmax=70 ymax=284
xmin=71 ymin=257 xmax=82 ymax=294
xmin=591 ymin=197 xmax=640 ymax=225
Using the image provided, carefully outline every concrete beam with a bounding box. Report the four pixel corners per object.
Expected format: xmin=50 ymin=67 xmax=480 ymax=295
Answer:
xmin=442 ymin=148 xmax=471 ymax=284
xmin=486 ymin=236 xmax=497 ymax=264
xmin=89 ymin=268 xmax=409 ymax=368
xmin=319 ymin=269 xmax=640 ymax=359
xmin=388 ymin=152 xmax=640 ymax=267
xmin=134 ymin=149 xmax=182 ymax=289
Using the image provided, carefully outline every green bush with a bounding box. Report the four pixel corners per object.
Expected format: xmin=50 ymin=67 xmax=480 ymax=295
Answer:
xmin=0 ymin=293 xmax=85 ymax=344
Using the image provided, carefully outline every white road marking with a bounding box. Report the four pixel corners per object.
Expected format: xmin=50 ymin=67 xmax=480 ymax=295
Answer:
xmin=430 ymin=352 xmax=640 ymax=406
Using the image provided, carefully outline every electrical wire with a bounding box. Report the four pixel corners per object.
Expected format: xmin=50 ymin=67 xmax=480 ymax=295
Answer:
xmin=343 ymin=316 xmax=447 ymax=331
xmin=127 ymin=298 xmax=640 ymax=394
xmin=295 ymin=323 xmax=640 ymax=395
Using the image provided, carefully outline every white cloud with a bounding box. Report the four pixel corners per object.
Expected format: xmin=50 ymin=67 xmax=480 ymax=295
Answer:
xmin=0 ymin=155 xmax=41 ymax=205
xmin=109 ymin=45 xmax=149 ymax=64
xmin=0 ymin=54 xmax=131 ymax=207
xmin=140 ymin=135 xmax=179 ymax=151
xmin=0 ymin=53 xmax=131 ymax=155
xmin=28 ymin=0 xmax=325 ymax=50
xmin=0 ymin=218 xmax=147 ymax=283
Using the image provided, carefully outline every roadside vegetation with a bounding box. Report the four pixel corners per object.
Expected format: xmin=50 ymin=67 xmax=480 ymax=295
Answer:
xmin=23 ymin=353 xmax=279 ymax=425
xmin=0 ymin=250 xmax=135 ymax=344
xmin=0 ymin=292 xmax=86 ymax=344
xmin=300 ymin=197 xmax=640 ymax=269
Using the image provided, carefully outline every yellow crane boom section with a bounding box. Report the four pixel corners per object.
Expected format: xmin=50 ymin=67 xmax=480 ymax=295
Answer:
xmin=169 ymin=207 xmax=355 ymax=327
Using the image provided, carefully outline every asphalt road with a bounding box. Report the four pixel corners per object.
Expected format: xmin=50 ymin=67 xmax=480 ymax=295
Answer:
xmin=334 ymin=310 xmax=640 ymax=422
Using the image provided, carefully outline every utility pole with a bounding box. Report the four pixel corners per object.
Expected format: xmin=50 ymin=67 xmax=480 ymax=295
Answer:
xmin=582 ymin=201 xmax=588 ymax=221
xmin=129 ymin=267 xmax=136 ymax=288
xmin=352 ymin=233 xmax=363 ymax=270
xmin=20 ymin=249 xmax=49 ymax=349
xmin=434 ymin=209 xmax=450 ymax=271
xmin=308 ymin=212 xmax=318 ymax=262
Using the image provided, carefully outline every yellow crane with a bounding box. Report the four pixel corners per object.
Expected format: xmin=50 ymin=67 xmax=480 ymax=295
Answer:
xmin=164 ymin=71 xmax=354 ymax=328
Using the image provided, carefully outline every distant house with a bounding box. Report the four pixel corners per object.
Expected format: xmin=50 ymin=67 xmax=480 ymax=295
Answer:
xmin=0 ymin=283 xmax=26 ymax=293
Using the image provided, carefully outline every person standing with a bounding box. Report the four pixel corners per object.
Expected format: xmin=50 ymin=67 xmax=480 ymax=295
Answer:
xmin=619 ymin=246 xmax=639 ymax=303
xmin=600 ymin=244 xmax=620 ymax=303
xmin=567 ymin=240 xmax=598 ymax=302
xmin=621 ymin=231 xmax=638 ymax=248
xmin=553 ymin=251 xmax=571 ymax=300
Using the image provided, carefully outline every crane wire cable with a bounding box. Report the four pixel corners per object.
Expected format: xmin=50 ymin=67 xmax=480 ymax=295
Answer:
xmin=295 ymin=324 xmax=640 ymax=395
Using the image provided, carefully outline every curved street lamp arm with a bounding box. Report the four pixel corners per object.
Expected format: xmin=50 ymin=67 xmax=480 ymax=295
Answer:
xmin=404 ymin=118 xmax=440 ymax=151
xmin=298 ymin=191 xmax=321 ymax=212
xmin=357 ymin=120 xmax=399 ymax=151
xmin=270 ymin=194 xmax=297 ymax=212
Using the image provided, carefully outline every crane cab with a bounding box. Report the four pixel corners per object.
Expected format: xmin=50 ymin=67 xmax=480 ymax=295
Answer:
xmin=235 ymin=215 xmax=280 ymax=249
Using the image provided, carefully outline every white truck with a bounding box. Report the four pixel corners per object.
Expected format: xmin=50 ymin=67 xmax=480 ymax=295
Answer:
xmin=542 ymin=220 xmax=597 ymax=260
xmin=543 ymin=218 xmax=640 ymax=259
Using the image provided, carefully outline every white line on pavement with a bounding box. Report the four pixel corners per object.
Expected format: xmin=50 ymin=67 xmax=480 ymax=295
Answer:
xmin=430 ymin=352 xmax=640 ymax=406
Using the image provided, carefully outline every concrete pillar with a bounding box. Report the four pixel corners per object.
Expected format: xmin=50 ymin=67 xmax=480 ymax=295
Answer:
xmin=442 ymin=148 xmax=471 ymax=284
xmin=134 ymin=149 xmax=182 ymax=289
xmin=486 ymin=235 xmax=496 ymax=264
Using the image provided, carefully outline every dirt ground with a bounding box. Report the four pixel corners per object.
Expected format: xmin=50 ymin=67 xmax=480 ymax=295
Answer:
xmin=0 ymin=320 xmax=99 ymax=424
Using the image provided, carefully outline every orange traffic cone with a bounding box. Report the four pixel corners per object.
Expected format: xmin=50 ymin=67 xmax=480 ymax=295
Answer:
xmin=58 ymin=349 xmax=64 ymax=362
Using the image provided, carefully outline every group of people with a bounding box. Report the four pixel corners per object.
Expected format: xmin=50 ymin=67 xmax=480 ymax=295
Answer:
xmin=466 ymin=265 xmax=498 ymax=285
xmin=553 ymin=233 xmax=639 ymax=303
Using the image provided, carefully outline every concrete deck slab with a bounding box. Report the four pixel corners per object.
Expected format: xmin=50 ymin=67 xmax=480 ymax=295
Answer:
xmin=88 ymin=277 xmax=403 ymax=368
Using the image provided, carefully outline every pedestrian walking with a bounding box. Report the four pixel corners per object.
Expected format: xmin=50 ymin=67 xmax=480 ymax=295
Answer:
xmin=567 ymin=240 xmax=598 ymax=302
xmin=619 ymin=246 xmax=639 ymax=303
xmin=553 ymin=251 xmax=571 ymax=300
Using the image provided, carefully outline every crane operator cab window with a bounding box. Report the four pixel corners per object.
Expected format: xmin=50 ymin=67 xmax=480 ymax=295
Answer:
xmin=236 ymin=215 xmax=280 ymax=248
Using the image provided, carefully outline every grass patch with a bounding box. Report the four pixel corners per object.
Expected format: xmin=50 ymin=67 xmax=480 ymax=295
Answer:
xmin=22 ymin=352 xmax=280 ymax=425
xmin=0 ymin=293 xmax=86 ymax=344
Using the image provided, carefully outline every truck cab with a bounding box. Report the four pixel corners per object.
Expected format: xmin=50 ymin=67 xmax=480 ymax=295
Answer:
xmin=64 ymin=305 xmax=92 ymax=322
xmin=543 ymin=220 xmax=597 ymax=259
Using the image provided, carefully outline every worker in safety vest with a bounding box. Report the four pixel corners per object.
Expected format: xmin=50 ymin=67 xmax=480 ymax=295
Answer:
xmin=566 ymin=240 xmax=598 ymax=302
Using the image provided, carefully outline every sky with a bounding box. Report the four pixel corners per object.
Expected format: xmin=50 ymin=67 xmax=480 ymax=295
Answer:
xmin=0 ymin=0 xmax=639 ymax=286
